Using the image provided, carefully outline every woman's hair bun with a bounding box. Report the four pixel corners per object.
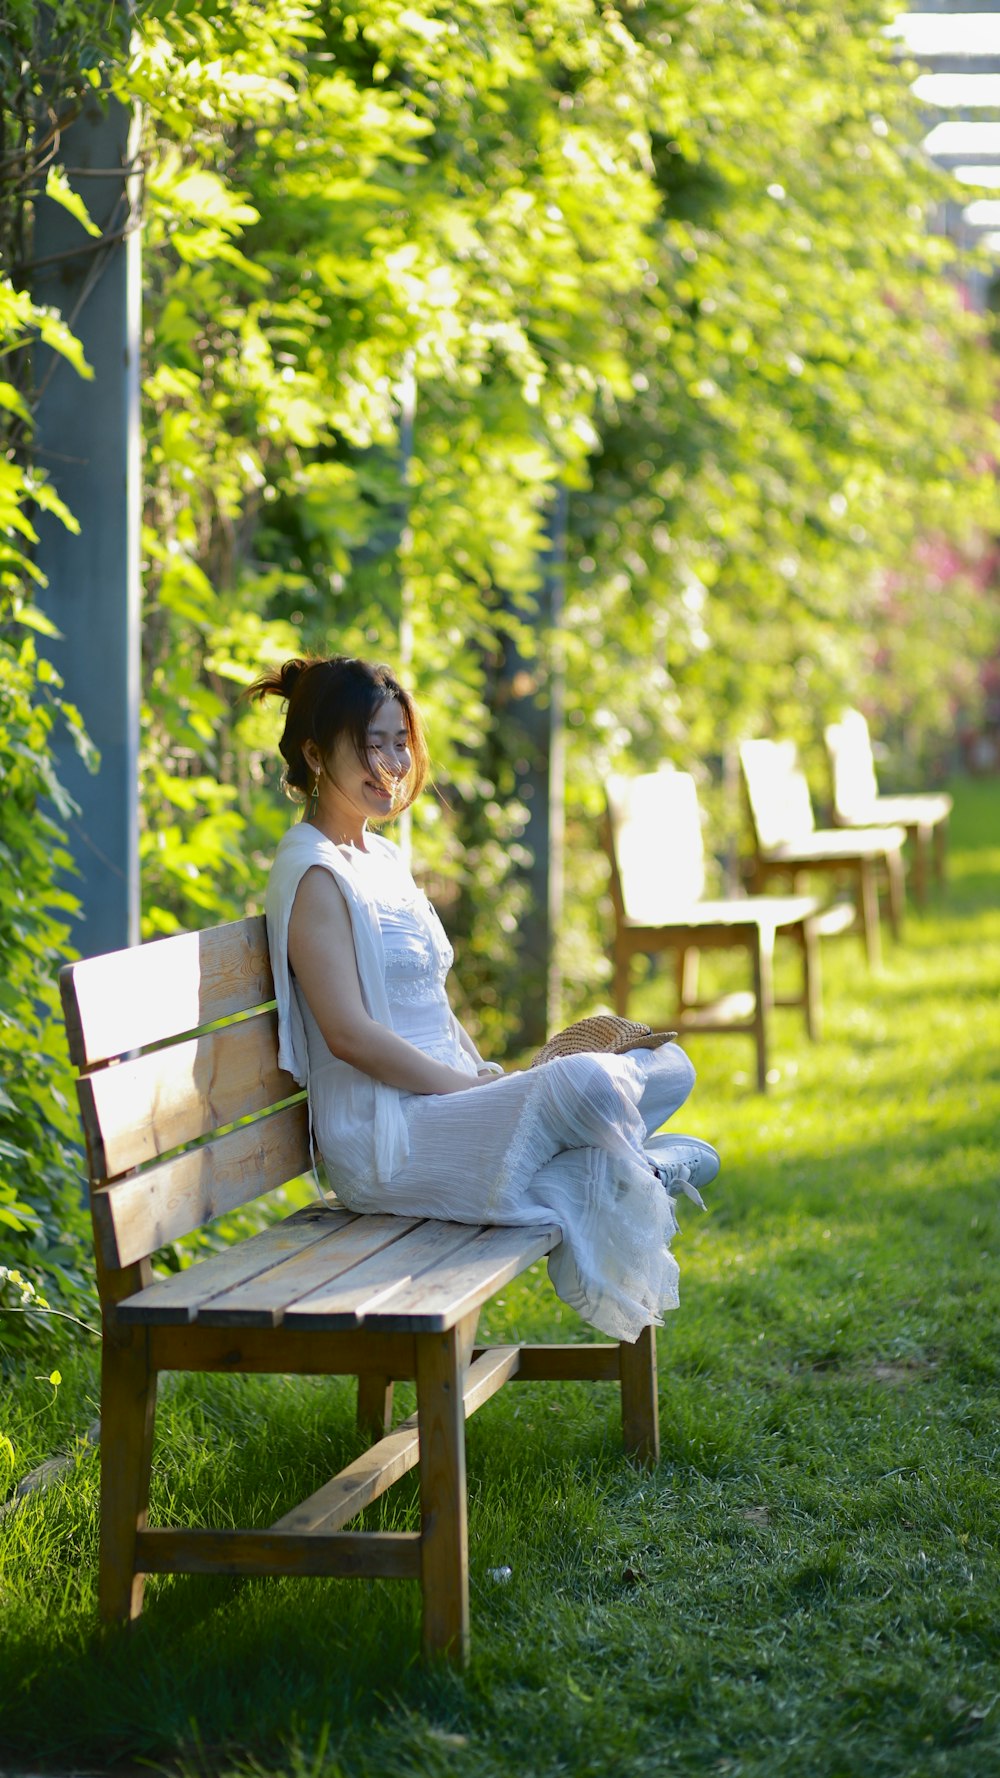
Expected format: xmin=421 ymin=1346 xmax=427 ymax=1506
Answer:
xmin=277 ymin=658 xmax=308 ymax=698
xmin=245 ymin=657 xmax=313 ymax=706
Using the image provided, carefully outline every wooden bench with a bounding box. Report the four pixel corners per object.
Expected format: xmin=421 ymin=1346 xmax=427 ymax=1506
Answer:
xmin=60 ymin=915 xmax=661 ymax=1667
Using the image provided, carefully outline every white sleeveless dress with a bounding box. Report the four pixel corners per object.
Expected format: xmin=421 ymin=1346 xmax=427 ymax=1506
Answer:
xmin=265 ymin=823 xmax=697 ymax=1341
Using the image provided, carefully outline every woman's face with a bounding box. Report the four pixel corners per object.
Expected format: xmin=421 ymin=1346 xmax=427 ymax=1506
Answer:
xmin=324 ymin=696 xmax=413 ymax=823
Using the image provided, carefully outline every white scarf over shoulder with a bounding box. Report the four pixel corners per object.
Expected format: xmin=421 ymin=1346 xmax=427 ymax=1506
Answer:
xmin=264 ymin=822 xmax=410 ymax=1185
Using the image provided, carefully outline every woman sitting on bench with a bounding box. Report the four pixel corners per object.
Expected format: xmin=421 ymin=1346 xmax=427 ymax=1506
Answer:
xmin=251 ymin=655 xmax=719 ymax=1343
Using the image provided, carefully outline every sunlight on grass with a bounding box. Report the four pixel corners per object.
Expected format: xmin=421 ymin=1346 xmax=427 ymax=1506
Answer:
xmin=1 ymin=780 xmax=998 ymax=1777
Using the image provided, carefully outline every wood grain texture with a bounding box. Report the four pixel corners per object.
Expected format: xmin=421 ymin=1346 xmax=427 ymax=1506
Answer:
xmin=115 ymin=1205 xmax=354 ymax=1326
xmin=272 ymin=1346 xmax=520 ymax=1537
xmin=284 ymin=1219 xmax=486 ymax=1331
xmin=271 ymin=1417 xmax=422 ymax=1535
xmin=359 ymin=1223 xmax=559 ymax=1332
xmin=134 ymin=1527 xmax=421 ymax=1579
xmin=79 ymin=1009 xmax=300 ymax=1181
xmin=417 ymin=1318 xmax=474 ymax=1665
xmin=92 ymin=1099 xmax=311 ymax=1270
xmin=60 ymin=916 xmax=273 ymax=1069
xmin=491 ymin=1343 xmax=621 ymax=1382
xmin=619 ymin=1323 xmax=659 ymax=1468
xmin=98 ymin=1325 xmax=157 ymax=1623
xmin=196 ymin=1212 xmax=422 ymax=1327
xmin=356 ymin=1374 xmax=394 ymax=1440
xmin=149 ymin=1321 xmax=416 ymax=1378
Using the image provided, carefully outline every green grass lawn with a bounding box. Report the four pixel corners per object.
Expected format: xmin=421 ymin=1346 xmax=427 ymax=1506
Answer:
xmin=2 ymin=778 xmax=998 ymax=1778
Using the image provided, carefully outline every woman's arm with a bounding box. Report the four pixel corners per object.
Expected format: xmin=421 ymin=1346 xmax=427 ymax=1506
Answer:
xmin=288 ymin=865 xmax=493 ymax=1095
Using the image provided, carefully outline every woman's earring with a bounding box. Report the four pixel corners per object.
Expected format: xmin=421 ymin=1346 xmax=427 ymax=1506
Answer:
xmin=308 ymin=769 xmax=320 ymax=816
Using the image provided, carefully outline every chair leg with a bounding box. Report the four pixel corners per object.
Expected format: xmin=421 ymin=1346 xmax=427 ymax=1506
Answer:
xmin=416 ymin=1315 xmax=476 ymax=1666
xmin=98 ymin=1325 xmax=157 ymax=1624
xmin=858 ymin=859 xmax=882 ymax=969
xmin=934 ymin=816 xmax=948 ymax=887
xmin=800 ymin=917 xmax=822 ymax=1042
xmin=676 ymin=944 xmax=700 ymax=1010
xmin=619 ymin=1325 xmax=659 ymax=1467
xmin=910 ymin=824 xmax=928 ymax=909
xmin=886 ymin=846 xmax=905 ymax=941
xmin=357 ymin=1374 xmax=394 ymax=1440
xmin=614 ymin=940 xmax=631 ymax=1016
xmin=750 ymin=927 xmax=775 ymax=1092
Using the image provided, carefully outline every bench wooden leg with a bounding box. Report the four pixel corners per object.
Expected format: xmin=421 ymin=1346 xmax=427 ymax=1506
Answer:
xmin=99 ymin=1326 xmax=157 ymax=1624
xmin=619 ymin=1324 xmax=659 ymax=1467
xmin=357 ymin=1374 xmax=394 ymax=1440
xmin=416 ymin=1314 xmax=476 ymax=1665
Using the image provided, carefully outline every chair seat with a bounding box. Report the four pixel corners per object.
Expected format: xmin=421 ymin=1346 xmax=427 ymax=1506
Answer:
xmin=621 ymin=893 xmax=820 ymax=932
xmin=764 ymin=824 xmax=906 ymax=863
xmin=838 ymin=792 xmax=952 ymax=829
xmin=115 ymin=1204 xmax=559 ymax=1335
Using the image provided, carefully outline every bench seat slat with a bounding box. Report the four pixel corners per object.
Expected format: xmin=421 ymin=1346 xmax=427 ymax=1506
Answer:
xmin=359 ymin=1223 xmax=561 ymax=1333
xmin=283 ymin=1219 xmax=486 ymax=1329
xmin=92 ymin=1100 xmax=311 ymax=1270
xmin=80 ymin=1009 xmax=299 ymax=1180
xmin=196 ymin=1212 xmax=423 ymax=1327
xmin=114 ymin=1205 xmax=355 ymax=1325
xmin=60 ymin=916 xmax=273 ymax=1070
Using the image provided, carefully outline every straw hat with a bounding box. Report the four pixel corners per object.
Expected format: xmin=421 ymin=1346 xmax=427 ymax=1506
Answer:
xmin=530 ymin=1013 xmax=677 ymax=1069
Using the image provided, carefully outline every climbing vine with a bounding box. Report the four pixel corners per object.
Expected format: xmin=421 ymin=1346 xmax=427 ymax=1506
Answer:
xmin=1 ymin=0 xmax=998 ymax=1344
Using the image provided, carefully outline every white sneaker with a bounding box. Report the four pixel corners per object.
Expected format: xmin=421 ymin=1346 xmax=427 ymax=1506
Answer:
xmin=644 ymin=1132 xmax=720 ymax=1211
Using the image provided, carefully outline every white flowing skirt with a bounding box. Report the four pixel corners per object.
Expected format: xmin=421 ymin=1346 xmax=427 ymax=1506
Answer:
xmin=331 ymin=1045 xmax=697 ymax=1343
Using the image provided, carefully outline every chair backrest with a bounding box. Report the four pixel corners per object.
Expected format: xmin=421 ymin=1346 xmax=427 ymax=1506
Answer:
xmin=60 ymin=916 xmax=309 ymax=1290
xmin=605 ymin=769 xmax=707 ymax=923
xmin=824 ymin=708 xmax=879 ymax=820
xmin=739 ymin=739 xmax=815 ymax=851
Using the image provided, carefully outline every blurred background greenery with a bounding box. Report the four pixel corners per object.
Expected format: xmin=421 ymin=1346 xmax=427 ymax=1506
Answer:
xmin=2 ymin=0 xmax=999 ymax=1333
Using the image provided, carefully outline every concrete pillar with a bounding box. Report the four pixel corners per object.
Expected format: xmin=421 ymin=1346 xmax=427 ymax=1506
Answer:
xmin=31 ymin=87 xmax=142 ymax=956
xmin=498 ymin=483 xmax=568 ymax=1048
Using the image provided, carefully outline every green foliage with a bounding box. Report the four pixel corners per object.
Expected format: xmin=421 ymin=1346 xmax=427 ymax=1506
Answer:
xmin=114 ymin=0 xmax=999 ymax=1035
xmin=2 ymin=0 xmax=999 ymax=1339
xmin=0 ymin=3 xmax=115 ymax=1346
xmin=0 ymin=621 xmax=94 ymax=1349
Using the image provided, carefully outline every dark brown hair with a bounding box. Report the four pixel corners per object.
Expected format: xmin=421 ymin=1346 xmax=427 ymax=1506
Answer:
xmin=247 ymin=655 xmax=429 ymax=812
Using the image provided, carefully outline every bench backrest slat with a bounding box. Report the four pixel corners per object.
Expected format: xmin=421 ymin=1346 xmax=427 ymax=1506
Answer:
xmin=91 ymin=1100 xmax=312 ymax=1272
xmin=77 ymin=1008 xmax=296 ymax=1181
xmin=61 ymin=916 xmax=313 ymax=1284
xmin=60 ymin=916 xmax=274 ymax=1070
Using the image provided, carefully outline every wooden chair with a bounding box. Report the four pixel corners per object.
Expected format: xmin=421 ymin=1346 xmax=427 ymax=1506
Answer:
xmin=60 ymin=917 xmax=663 ymax=1668
xmin=604 ymin=769 xmax=852 ymax=1093
xmin=739 ymin=738 xmax=907 ymax=970
xmin=825 ymin=709 xmax=952 ymax=907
